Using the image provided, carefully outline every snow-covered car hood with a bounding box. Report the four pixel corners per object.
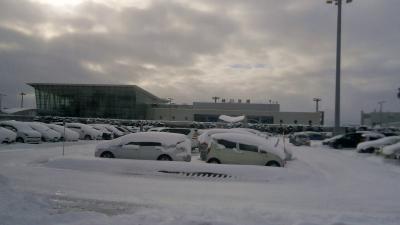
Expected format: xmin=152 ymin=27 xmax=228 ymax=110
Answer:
xmin=0 ymin=127 xmax=17 ymax=140
xmin=382 ymin=142 xmax=400 ymax=155
xmin=357 ymin=136 xmax=400 ymax=150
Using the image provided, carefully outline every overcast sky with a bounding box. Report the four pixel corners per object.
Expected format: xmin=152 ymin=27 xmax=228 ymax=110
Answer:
xmin=0 ymin=0 xmax=399 ymax=125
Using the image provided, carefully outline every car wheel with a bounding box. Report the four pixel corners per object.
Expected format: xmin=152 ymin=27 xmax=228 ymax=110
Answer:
xmin=16 ymin=137 xmax=24 ymax=143
xmin=100 ymin=152 xmax=114 ymax=158
xmin=157 ymin=155 xmax=172 ymax=161
xmin=84 ymin=135 xmax=91 ymax=140
xmin=266 ymin=161 xmax=281 ymax=167
xmin=207 ymin=158 xmax=221 ymax=164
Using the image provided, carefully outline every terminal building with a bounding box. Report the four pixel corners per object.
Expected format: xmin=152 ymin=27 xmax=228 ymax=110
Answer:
xmin=29 ymin=83 xmax=324 ymax=125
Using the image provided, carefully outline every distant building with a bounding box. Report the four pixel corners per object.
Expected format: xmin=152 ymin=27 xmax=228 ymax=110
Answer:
xmin=361 ymin=111 xmax=400 ymax=127
xmin=149 ymin=102 xmax=323 ymax=125
xmin=28 ymin=83 xmax=166 ymax=119
xmin=29 ymin=83 xmax=324 ymax=124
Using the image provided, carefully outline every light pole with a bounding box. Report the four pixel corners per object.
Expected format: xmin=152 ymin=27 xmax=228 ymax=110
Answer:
xmin=0 ymin=93 xmax=6 ymax=112
xmin=212 ymin=96 xmax=220 ymax=103
xmin=313 ymin=98 xmax=322 ymax=112
xmin=167 ymin=97 xmax=173 ymax=121
xmin=378 ymin=101 xmax=385 ymax=125
xmin=20 ymin=92 xmax=26 ymax=108
xmin=326 ymin=0 xmax=354 ymax=134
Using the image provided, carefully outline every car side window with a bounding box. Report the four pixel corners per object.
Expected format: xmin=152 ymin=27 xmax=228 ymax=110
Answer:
xmin=217 ymin=139 xmax=237 ymax=149
xmin=239 ymin=143 xmax=258 ymax=152
xmin=127 ymin=142 xmax=162 ymax=146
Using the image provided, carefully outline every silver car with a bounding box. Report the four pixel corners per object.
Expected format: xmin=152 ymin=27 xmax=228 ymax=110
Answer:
xmin=95 ymin=132 xmax=191 ymax=162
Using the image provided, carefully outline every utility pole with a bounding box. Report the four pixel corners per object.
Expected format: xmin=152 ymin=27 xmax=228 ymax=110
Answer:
xmin=167 ymin=97 xmax=173 ymax=121
xmin=0 ymin=93 xmax=6 ymax=112
xmin=397 ymin=88 xmax=400 ymax=100
xmin=313 ymin=98 xmax=322 ymax=112
xmin=212 ymin=96 xmax=220 ymax=103
xmin=378 ymin=101 xmax=386 ymax=125
xmin=326 ymin=0 xmax=354 ymax=134
xmin=20 ymin=92 xmax=26 ymax=108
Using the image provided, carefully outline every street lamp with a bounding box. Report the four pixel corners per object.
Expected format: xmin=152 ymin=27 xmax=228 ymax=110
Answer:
xmin=212 ymin=96 xmax=220 ymax=103
xmin=378 ymin=101 xmax=386 ymax=125
xmin=313 ymin=98 xmax=322 ymax=112
xmin=167 ymin=97 xmax=174 ymax=121
xmin=0 ymin=93 xmax=6 ymax=112
xmin=326 ymin=0 xmax=354 ymax=134
xmin=20 ymin=92 xmax=26 ymax=108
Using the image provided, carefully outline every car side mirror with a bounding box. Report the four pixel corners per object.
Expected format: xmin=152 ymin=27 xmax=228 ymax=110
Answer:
xmin=122 ymin=145 xmax=140 ymax=150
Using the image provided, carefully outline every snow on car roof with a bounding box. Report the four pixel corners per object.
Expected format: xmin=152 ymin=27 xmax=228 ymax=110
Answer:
xmin=197 ymin=128 xmax=252 ymax=143
xmin=357 ymin=136 xmax=400 ymax=150
xmin=0 ymin=120 xmax=34 ymax=130
xmin=120 ymin=132 xmax=187 ymax=146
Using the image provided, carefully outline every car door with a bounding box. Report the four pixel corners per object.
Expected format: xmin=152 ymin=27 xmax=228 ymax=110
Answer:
xmin=216 ymin=139 xmax=240 ymax=164
xmin=136 ymin=142 xmax=163 ymax=160
xmin=238 ymin=143 xmax=263 ymax=165
xmin=115 ymin=141 xmax=141 ymax=159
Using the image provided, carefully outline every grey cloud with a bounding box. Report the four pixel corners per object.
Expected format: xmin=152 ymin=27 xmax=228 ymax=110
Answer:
xmin=0 ymin=0 xmax=399 ymax=124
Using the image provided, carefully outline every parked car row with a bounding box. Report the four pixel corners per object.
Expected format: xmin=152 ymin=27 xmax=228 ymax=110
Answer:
xmin=0 ymin=120 xmax=142 ymax=144
xmin=288 ymin=129 xmax=400 ymax=161
xmin=94 ymin=128 xmax=287 ymax=167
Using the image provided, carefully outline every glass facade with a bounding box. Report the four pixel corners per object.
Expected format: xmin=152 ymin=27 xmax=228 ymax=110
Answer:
xmin=29 ymin=84 xmax=164 ymax=119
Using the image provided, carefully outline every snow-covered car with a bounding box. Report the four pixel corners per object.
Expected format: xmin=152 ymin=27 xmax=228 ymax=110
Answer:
xmin=90 ymin=124 xmax=113 ymax=140
xmin=322 ymin=134 xmax=343 ymax=145
xmin=197 ymin=128 xmax=254 ymax=160
xmin=46 ymin=124 xmax=80 ymax=141
xmin=95 ymin=132 xmax=191 ymax=162
xmin=289 ymin=133 xmax=311 ymax=146
xmin=381 ymin=142 xmax=400 ymax=159
xmin=66 ymin=123 xmax=102 ymax=140
xmin=94 ymin=124 xmax=125 ymax=138
xmin=0 ymin=127 xmax=17 ymax=144
xmin=27 ymin=122 xmax=61 ymax=142
xmin=326 ymin=132 xmax=384 ymax=149
xmin=206 ymin=133 xmax=285 ymax=167
xmin=0 ymin=120 xmax=41 ymax=143
xmin=158 ymin=128 xmax=200 ymax=150
xmin=357 ymin=136 xmax=400 ymax=153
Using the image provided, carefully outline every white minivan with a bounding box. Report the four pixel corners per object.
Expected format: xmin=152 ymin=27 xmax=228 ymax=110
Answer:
xmin=66 ymin=123 xmax=102 ymax=140
xmin=27 ymin=122 xmax=61 ymax=142
xmin=95 ymin=132 xmax=191 ymax=162
xmin=0 ymin=120 xmax=41 ymax=143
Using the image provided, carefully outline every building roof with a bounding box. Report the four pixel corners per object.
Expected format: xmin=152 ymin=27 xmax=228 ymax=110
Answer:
xmin=28 ymin=83 xmax=167 ymax=103
xmin=1 ymin=107 xmax=36 ymax=114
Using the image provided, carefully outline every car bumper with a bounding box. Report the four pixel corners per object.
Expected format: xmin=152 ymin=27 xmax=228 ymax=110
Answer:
xmin=25 ymin=137 xmax=41 ymax=144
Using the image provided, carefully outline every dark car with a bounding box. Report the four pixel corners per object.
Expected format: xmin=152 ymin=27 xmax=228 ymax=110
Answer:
xmin=329 ymin=132 xmax=383 ymax=149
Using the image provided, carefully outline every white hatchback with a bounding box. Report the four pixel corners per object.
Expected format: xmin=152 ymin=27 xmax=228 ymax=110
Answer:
xmin=95 ymin=132 xmax=191 ymax=162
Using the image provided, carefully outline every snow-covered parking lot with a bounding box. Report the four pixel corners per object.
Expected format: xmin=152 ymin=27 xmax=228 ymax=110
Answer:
xmin=1 ymin=140 xmax=400 ymax=225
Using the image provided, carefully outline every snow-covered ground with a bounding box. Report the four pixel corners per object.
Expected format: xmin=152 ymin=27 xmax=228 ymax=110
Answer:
xmin=1 ymin=140 xmax=400 ymax=225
